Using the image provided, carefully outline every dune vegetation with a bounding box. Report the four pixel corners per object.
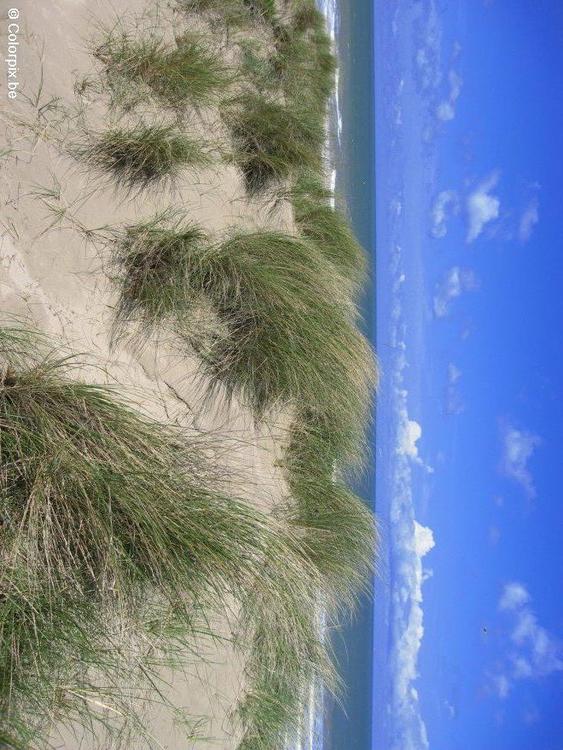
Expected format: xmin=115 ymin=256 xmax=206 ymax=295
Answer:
xmin=79 ymin=125 xmax=210 ymax=191
xmin=0 ymin=325 xmax=331 ymax=747
xmin=1 ymin=0 xmax=377 ymax=747
xmin=95 ymin=31 xmax=231 ymax=111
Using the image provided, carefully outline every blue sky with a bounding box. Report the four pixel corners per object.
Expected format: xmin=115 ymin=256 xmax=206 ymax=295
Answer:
xmin=373 ymin=1 xmax=563 ymax=748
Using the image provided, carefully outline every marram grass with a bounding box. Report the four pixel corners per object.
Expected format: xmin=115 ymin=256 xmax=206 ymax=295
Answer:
xmin=79 ymin=125 xmax=209 ymax=191
xmin=112 ymin=211 xmax=209 ymax=332
xmin=271 ymin=10 xmax=336 ymax=113
xmin=0 ymin=325 xmax=336 ymax=747
xmin=223 ymin=93 xmax=324 ymax=194
xmin=96 ymin=31 xmax=230 ymax=110
xmin=111 ymin=220 xmax=375 ymax=454
xmin=289 ymin=171 xmax=368 ymax=287
xmin=177 ymin=0 xmax=253 ymax=27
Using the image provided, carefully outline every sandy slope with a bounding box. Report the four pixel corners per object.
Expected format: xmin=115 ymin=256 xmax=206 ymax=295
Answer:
xmin=1 ymin=0 xmax=292 ymax=746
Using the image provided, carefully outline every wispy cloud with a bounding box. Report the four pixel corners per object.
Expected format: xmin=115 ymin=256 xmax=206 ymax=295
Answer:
xmin=492 ymin=583 xmax=563 ymax=699
xmin=500 ymin=424 xmax=541 ymax=498
xmin=445 ymin=362 xmax=464 ymax=415
xmin=414 ymin=0 xmax=442 ymax=93
xmin=433 ymin=266 xmax=479 ymax=318
xmin=436 ymin=69 xmax=463 ymax=122
xmin=518 ymin=198 xmax=539 ymax=243
xmin=499 ymin=582 xmax=531 ymax=611
xmin=430 ymin=190 xmax=459 ymax=238
xmin=467 ymin=172 xmax=501 ymax=242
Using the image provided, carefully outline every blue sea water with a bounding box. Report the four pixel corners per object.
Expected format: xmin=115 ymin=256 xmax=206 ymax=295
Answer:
xmin=319 ymin=1 xmax=377 ymax=749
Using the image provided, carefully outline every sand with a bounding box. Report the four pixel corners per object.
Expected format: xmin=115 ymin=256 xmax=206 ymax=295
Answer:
xmin=0 ymin=0 xmax=293 ymax=747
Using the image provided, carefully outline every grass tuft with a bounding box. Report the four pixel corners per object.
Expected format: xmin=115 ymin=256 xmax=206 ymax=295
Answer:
xmin=96 ymin=32 xmax=230 ymax=110
xmin=289 ymin=171 xmax=367 ymax=287
xmin=272 ymin=15 xmax=336 ymax=113
xmin=113 ymin=211 xmax=209 ymax=332
xmin=291 ymin=2 xmax=326 ymax=34
xmin=79 ymin=125 xmax=209 ymax=191
xmin=241 ymin=0 xmax=277 ymax=23
xmin=112 ymin=219 xmax=375 ymax=458
xmin=223 ymin=94 xmax=324 ymax=194
xmin=283 ymin=416 xmax=376 ymax=602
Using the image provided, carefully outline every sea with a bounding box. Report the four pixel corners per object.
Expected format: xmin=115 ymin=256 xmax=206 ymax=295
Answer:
xmin=312 ymin=1 xmax=378 ymax=750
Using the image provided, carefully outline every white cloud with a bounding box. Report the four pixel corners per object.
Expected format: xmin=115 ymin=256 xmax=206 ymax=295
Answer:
xmin=390 ymin=519 xmax=435 ymax=750
xmin=448 ymin=363 xmax=462 ymax=384
xmin=492 ymin=674 xmax=511 ymax=699
xmin=397 ymin=417 xmax=433 ymax=473
xmin=430 ymin=190 xmax=459 ymax=238
xmin=500 ymin=424 xmax=541 ymax=498
xmin=436 ymin=70 xmax=463 ymax=122
xmin=433 ymin=266 xmax=479 ymax=317
xmin=493 ymin=583 xmax=563 ymax=698
xmin=444 ymin=700 xmax=456 ymax=719
xmin=445 ymin=363 xmax=464 ymax=415
xmin=467 ymin=172 xmax=501 ymax=242
xmin=519 ymin=199 xmax=539 ymax=243
xmin=414 ymin=520 xmax=435 ymax=558
xmin=398 ymin=419 xmax=423 ymax=459
xmin=499 ymin=582 xmax=531 ymax=611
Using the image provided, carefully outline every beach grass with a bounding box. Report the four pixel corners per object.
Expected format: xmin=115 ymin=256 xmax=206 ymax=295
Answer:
xmin=283 ymin=415 xmax=376 ymax=602
xmin=96 ymin=31 xmax=230 ymax=110
xmin=0 ymin=325 xmax=336 ymax=747
xmin=177 ymin=0 xmax=251 ymax=27
xmin=79 ymin=125 xmax=209 ymax=191
xmin=272 ymin=14 xmax=336 ymax=113
xmin=112 ymin=220 xmax=375 ymax=441
xmin=291 ymin=2 xmax=326 ymax=34
xmin=113 ymin=211 xmax=208 ymax=331
xmin=223 ymin=93 xmax=324 ymax=194
xmin=289 ymin=172 xmax=367 ymax=287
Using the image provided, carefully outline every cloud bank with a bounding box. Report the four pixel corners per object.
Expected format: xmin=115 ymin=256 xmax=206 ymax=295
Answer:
xmin=467 ymin=172 xmax=501 ymax=242
xmin=386 ymin=245 xmax=435 ymax=749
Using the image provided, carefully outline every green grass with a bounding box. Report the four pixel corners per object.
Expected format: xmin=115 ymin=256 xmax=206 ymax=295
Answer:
xmin=198 ymin=231 xmax=375 ymax=452
xmin=180 ymin=0 xmax=276 ymax=23
xmin=111 ymin=221 xmax=375 ymax=447
xmin=291 ymin=2 xmax=326 ymax=33
xmin=0 ymin=325 xmax=335 ymax=747
xmin=96 ymin=31 xmax=230 ymax=110
xmin=289 ymin=171 xmax=367 ymax=287
xmin=79 ymin=125 xmax=209 ymax=191
xmin=271 ymin=13 xmax=336 ymax=112
xmin=283 ymin=415 xmax=376 ymax=601
xmin=241 ymin=0 xmax=277 ymax=23
xmin=113 ymin=211 xmax=208 ymax=332
xmin=223 ymin=93 xmax=324 ymax=194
